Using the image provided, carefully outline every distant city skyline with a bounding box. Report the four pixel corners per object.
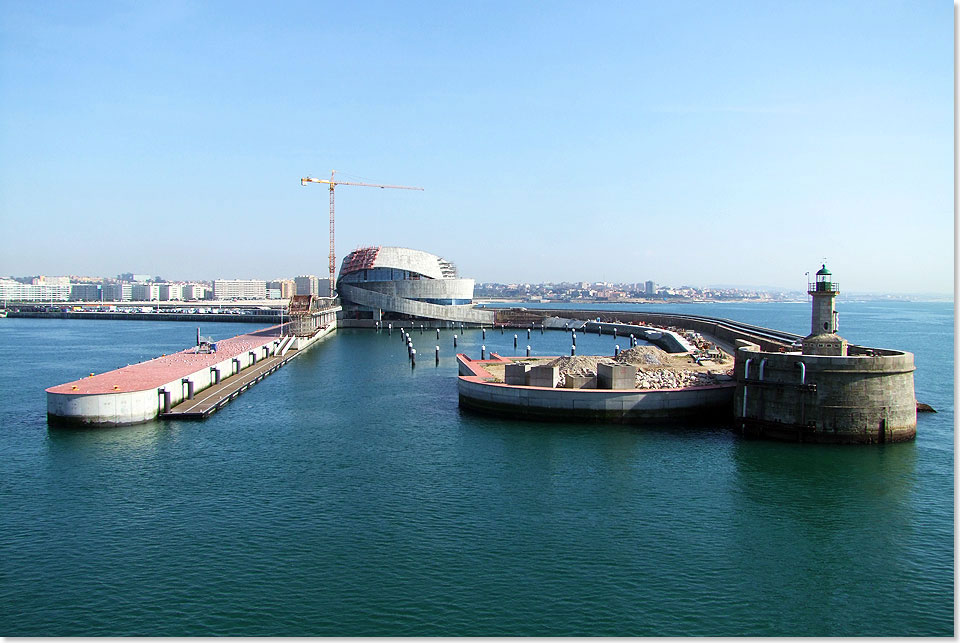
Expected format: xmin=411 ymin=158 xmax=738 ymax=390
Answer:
xmin=0 ymin=2 xmax=952 ymax=295
xmin=1 ymin=269 xmax=948 ymax=301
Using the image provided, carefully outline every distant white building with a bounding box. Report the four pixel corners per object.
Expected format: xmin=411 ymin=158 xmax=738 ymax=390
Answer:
xmin=213 ymin=279 xmax=266 ymax=300
xmin=337 ymin=246 xmax=493 ymax=323
xmin=182 ymin=284 xmax=209 ymax=300
xmin=102 ymin=282 xmax=133 ymax=301
xmin=132 ymin=284 xmax=160 ymax=301
xmin=0 ymin=279 xmax=71 ymax=302
xmin=70 ymin=283 xmax=102 ymax=301
xmin=158 ymin=283 xmax=183 ymax=301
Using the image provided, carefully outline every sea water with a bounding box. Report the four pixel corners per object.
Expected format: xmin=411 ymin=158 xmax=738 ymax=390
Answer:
xmin=0 ymin=301 xmax=952 ymax=636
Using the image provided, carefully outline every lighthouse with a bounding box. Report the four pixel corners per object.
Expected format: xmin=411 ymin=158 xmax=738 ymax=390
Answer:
xmin=802 ymin=264 xmax=848 ymax=356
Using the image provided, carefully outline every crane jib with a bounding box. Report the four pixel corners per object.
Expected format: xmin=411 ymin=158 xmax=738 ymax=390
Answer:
xmin=301 ymin=171 xmax=424 ymax=298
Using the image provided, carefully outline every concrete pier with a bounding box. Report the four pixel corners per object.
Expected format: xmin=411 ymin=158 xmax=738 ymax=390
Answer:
xmin=46 ymin=323 xmax=336 ymax=426
xmin=159 ymin=331 xmax=328 ymax=419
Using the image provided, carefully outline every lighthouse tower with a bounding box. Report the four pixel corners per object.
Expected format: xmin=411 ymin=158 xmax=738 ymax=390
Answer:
xmin=802 ymin=264 xmax=848 ymax=356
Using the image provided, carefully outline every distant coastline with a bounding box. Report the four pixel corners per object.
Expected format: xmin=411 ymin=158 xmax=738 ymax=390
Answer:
xmin=472 ymin=294 xmax=945 ymax=305
xmin=474 ymin=297 xmax=802 ymax=305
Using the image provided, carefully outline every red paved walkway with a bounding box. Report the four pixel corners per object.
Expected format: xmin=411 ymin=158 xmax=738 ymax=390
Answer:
xmin=47 ymin=329 xmax=280 ymax=395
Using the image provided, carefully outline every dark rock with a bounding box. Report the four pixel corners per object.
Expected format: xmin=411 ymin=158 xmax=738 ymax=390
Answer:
xmin=917 ymin=402 xmax=936 ymax=413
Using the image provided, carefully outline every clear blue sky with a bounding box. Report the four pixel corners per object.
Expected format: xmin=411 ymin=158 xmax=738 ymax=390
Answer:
xmin=0 ymin=1 xmax=953 ymax=294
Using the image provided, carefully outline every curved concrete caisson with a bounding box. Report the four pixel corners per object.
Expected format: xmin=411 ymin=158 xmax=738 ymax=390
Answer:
xmin=457 ymin=354 xmax=735 ymax=423
xmin=337 ymin=246 xmax=494 ymax=324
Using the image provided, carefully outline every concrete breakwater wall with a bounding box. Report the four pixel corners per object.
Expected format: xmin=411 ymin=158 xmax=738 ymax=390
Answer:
xmin=494 ymin=308 xmax=800 ymax=352
xmin=577 ymin=321 xmax=694 ymax=353
xmin=734 ymin=342 xmax=916 ymax=444
xmin=341 ymin=309 xmax=792 ymax=354
xmin=338 ymin=319 xmax=485 ymax=329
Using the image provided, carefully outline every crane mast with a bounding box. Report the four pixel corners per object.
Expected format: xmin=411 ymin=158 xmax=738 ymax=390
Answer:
xmin=328 ymin=179 xmax=335 ymax=296
xmin=301 ymin=170 xmax=423 ymax=297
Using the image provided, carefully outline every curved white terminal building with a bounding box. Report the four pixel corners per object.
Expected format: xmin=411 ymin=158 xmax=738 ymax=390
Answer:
xmin=337 ymin=246 xmax=494 ymax=324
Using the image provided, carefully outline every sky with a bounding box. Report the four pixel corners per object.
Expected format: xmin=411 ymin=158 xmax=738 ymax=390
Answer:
xmin=0 ymin=1 xmax=953 ymax=294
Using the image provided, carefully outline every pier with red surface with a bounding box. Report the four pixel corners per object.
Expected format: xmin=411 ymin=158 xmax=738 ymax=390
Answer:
xmin=46 ymin=323 xmax=336 ymax=426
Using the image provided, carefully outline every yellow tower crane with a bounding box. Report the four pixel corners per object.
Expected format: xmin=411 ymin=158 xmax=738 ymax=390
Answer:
xmin=301 ymin=170 xmax=424 ymax=298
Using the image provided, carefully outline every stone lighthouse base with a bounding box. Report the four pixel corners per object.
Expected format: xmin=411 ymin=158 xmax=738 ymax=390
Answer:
xmin=733 ymin=341 xmax=916 ymax=444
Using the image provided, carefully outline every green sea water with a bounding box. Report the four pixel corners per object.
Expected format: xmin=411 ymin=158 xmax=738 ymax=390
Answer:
xmin=0 ymin=301 xmax=952 ymax=636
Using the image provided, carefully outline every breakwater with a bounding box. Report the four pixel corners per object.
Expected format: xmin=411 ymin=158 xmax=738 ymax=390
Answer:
xmin=475 ymin=306 xmax=917 ymax=443
xmin=491 ymin=307 xmax=801 ymax=351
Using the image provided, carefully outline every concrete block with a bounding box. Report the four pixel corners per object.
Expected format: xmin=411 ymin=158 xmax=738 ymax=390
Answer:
xmin=563 ymin=374 xmax=596 ymax=389
xmin=504 ymin=363 xmax=530 ymax=385
xmin=598 ymin=363 xmax=637 ymax=389
xmin=528 ymin=365 xmax=560 ymax=388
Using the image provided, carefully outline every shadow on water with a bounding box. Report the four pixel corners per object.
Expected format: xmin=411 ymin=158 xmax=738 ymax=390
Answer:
xmin=731 ymin=437 xmax=919 ymax=512
xmin=458 ymin=405 xmax=735 ymax=438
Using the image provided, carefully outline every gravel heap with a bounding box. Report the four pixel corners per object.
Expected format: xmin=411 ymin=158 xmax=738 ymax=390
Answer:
xmin=635 ymin=369 xmax=723 ymax=390
xmin=613 ymin=345 xmax=663 ymax=368
xmin=545 ymin=355 xmax=610 ymax=377
xmin=539 ymin=345 xmax=732 ymax=390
